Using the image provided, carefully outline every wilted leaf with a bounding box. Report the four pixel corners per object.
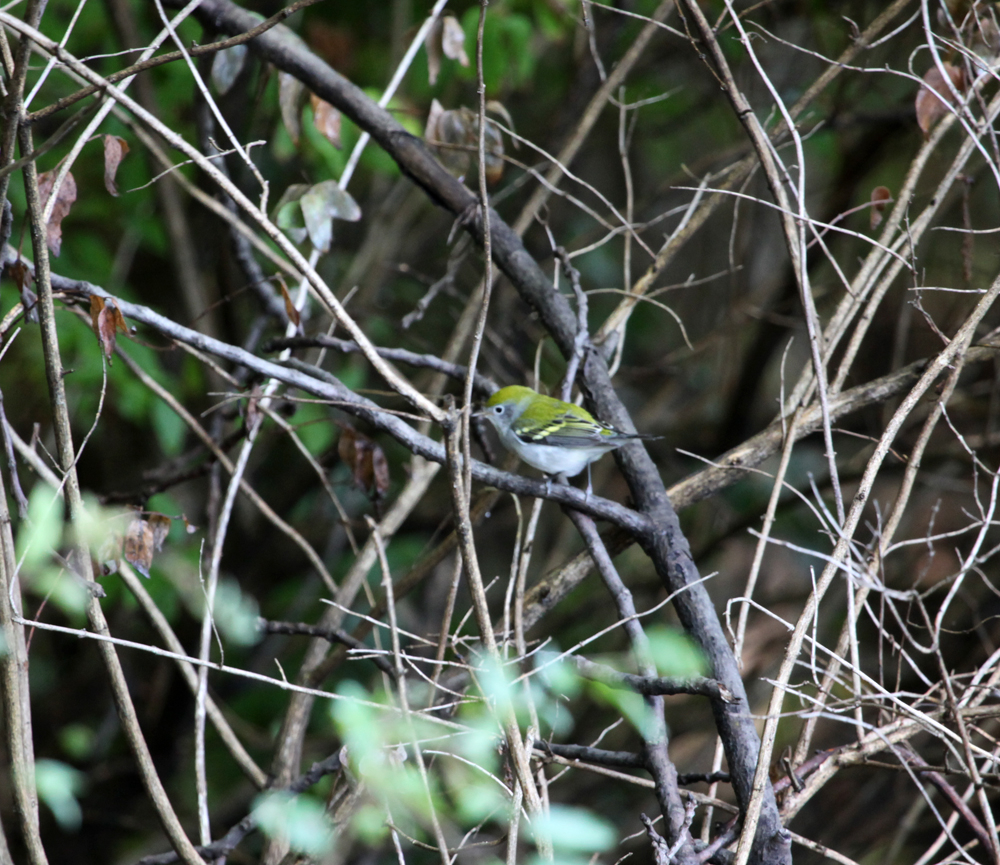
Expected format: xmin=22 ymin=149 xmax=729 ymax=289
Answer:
xmin=972 ymin=15 xmax=1000 ymax=63
xmin=274 ymin=183 xmax=311 ymax=244
xmin=90 ymin=296 xmax=129 ymax=361
xmin=102 ymin=135 xmax=129 ymax=197
xmin=425 ymin=98 xmax=445 ymax=141
xmin=123 ymin=512 xmax=154 ymax=577
xmin=96 ymin=304 xmax=118 ymax=360
xmin=88 ymin=295 xmax=103 ymax=338
xmin=275 ymin=275 xmax=301 ymax=331
xmin=279 ymin=71 xmax=306 ymax=145
xmin=211 ymin=43 xmax=247 ymax=94
xmin=916 ymin=62 xmax=965 ymax=136
xmin=37 ymin=169 xmax=77 ymax=257
xmin=441 ymin=16 xmax=469 ymax=67
xmin=427 ymin=15 xmax=469 ymax=86
xmin=300 ymin=180 xmax=361 ymax=253
xmin=310 ymin=93 xmax=341 ymax=148
xmin=246 ymin=383 xmax=263 ymax=430
xmin=148 ymin=513 xmax=171 ymax=551
xmin=870 ymin=185 xmax=892 ymax=230
xmin=486 ymin=99 xmax=516 ymax=146
xmin=338 ymin=424 xmax=389 ymax=501
xmin=371 ymin=445 xmax=389 ymax=499
xmin=305 ymin=19 xmax=353 ymax=69
xmin=426 ymin=18 xmax=443 ymax=86
xmin=426 ymin=103 xmax=504 ymax=183
xmin=7 ymin=258 xmax=37 ymax=322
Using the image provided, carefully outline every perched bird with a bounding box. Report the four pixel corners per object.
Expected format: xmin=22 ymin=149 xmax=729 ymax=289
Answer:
xmin=475 ymin=385 xmax=655 ymax=496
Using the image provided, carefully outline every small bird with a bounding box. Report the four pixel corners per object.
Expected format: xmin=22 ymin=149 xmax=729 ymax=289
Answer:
xmin=475 ymin=385 xmax=654 ymax=497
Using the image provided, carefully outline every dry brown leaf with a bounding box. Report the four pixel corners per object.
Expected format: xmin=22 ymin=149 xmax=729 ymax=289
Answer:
xmin=279 ymin=71 xmax=305 ymax=145
xmin=427 ymin=15 xmax=469 ymax=86
xmin=440 ymin=16 xmax=469 ymax=67
xmin=37 ymin=169 xmax=77 ymax=257
xmin=425 ymin=99 xmax=445 ymax=141
xmin=305 ymin=19 xmax=353 ymax=70
xmin=915 ymin=63 xmax=966 ymax=136
xmin=310 ymin=93 xmax=342 ymax=148
xmin=275 ymin=275 xmax=301 ymax=331
xmin=124 ymin=513 xmax=154 ymax=577
xmin=371 ymin=444 xmax=389 ymax=500
xmin=246 ymin=383 xmax=263 ymax=431
xmin=338 ymin=424 xmax=390 ymax=501
xmin=103 ymin=135 xmax=130 ymax=197
xmin=426 ymin=18 xmax=443 ymax=86
xmin=90 ymin=295 xmax=130 ymax=361
xmin=96 ymin=304 xmax=118 ymax=361
xmin=425 ymin=103 xmax=504 ymax=183
xmin=89 ymin=295 xmax=104 ymax=335
xmin=870 ymin=186 xmax=892 ymax=230
xmin=149 ymin=513 xmax=171 ymax=551
xmin=8 ymin=259 xmax=37 ymax=322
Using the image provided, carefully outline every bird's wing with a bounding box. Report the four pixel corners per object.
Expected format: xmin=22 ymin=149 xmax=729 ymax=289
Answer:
xmin=515 ymin=410 xmax=616 ymax=448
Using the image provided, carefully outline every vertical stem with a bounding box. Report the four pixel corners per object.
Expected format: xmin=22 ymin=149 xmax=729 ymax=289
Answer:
xmin=20 ymin=119 xmax=204 ymax=865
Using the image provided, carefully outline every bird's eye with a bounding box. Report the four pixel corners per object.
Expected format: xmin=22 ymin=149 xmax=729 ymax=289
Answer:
xmin=493 ymin=405 xmax=504 ymax=415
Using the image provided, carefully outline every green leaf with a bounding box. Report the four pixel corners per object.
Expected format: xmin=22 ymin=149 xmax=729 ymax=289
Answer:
xmin=646 ymin=626 xmax=709 ymax=679
xmin=274 ymin=183 xmax=311 ymax=244
xmin=17 ymin=485 xmax=63 ymax=571
xmin=331 ymin=681 xmax=384 ymax=761
xmin=59 ymin=723 xmax=96 ymax=760
xmin=29 ymin=567 xmax=91 ymax=618
xmin=453 ymin=775 xmax=505 ymax=822
xmin=530 ymin=804 xmax=616 ymax=853
xmin=300 ymin=180 xmax=361 ymax=253
xmin=536 ymin=651 xmax=582 ymax=698
xmin=212 ymin=577 xmax=260 ymax=646
xmin=152 ymin=400 xmax=186 ymax=456
xmin=253 ymin=791 xmax=333 ymax=857
xmin=590 ymin=681 xmax=657 ymax=739
xmin=35 ymin=759 xmax=86 ymax=831
xmin=211 ymin=44 xmax=246 ymax=95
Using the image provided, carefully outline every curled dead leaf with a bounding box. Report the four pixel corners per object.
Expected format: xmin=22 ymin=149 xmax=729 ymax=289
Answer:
xmin=275 ymin=275 xmax=301 ymax=332
xmin=211 ymin=43 xmax=247 ymax=94
xmin=310 ymin=93 xmax=342 ymax=148
xmin=89 ymin=295 xmax=130 ymax=362
xmin=426 ymin=15 xmax=469 ymax=86
xmin=441 ymin=16 xmax=469 ymax=67
xmin=279 ymin=71 xmax=306 ymax=145
xmin=37 ymin=169 xmax=77 ymax=257
xmin=124 ymin=513 xmax=154 ymax=578
xmin=246 ymin=384 xmax=264 ymax=430
xmin=338 ymin=423 xmax=390 ymax=502
xmin=102 ymin=135 xmax=130 ymax=197
xmin=870 ymin=186 xmax=892 ymax=230
xmin=915 ymin=62 xmax=966 ymax=136
xmin=149 ymin=513 xmax=171 ymax=552
xmin=123 ymin=510 xmax=173 ymax=578
xmin=425 ymin=102 xmax=505 ymax=183
xmin=7 ymin=259 xmax=37 ymax=322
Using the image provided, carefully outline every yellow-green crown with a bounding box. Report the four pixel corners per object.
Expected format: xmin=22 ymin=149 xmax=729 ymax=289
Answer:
xmin=485 ymin=385 xmax=537 ymax=407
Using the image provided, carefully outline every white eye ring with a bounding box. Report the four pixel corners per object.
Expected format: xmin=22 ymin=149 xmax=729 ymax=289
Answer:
xmin=493 ymin=405 xmax=504 ymax=415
